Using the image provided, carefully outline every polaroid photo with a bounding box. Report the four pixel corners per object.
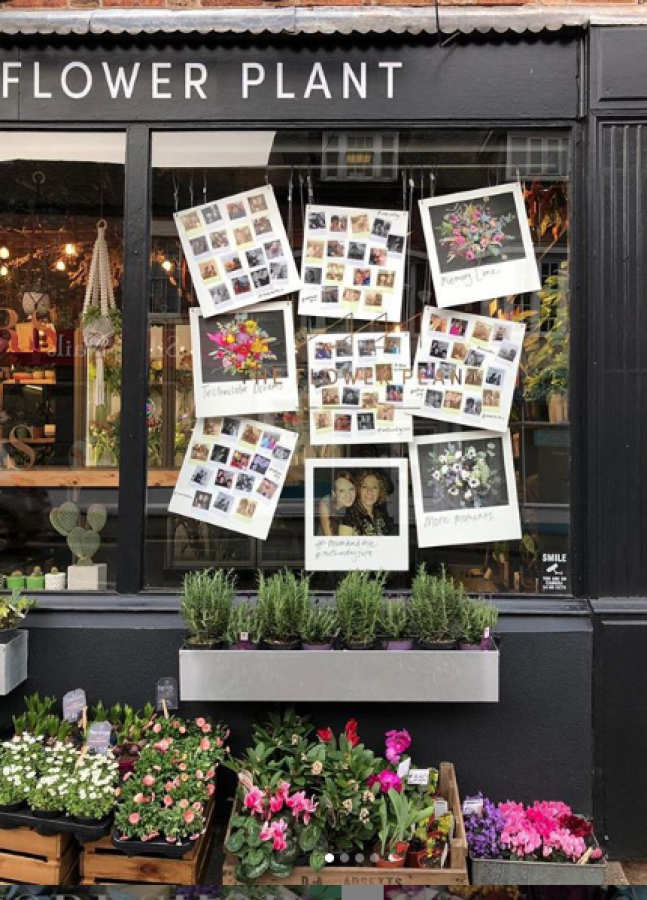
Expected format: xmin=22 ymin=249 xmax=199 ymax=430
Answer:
xmin=419 ymin=182 xmax=541 ymax=307
xmin=305 ymin=459 xmax=409 ymax=571
xmin=169 ymin=415 xmax=298 ymax=541
xmin=190 ymin=301 xmax=298 ymax=418
xmin=409 ymin=430 xmax=521 ymax=548
xmin=175 ymin=184 xmax=301 ymax=319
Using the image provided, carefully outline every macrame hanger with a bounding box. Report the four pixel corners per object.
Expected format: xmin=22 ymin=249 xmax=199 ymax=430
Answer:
xmin=287 ymin=169 xmax=294 ymax=244
xmin=202 ymin=171 xmax=208 ymax=206
xmin=405 ymin=176 xmax=415 ymax=316
xmin=307 ymin=172 xmax=314 ymax=206
xmin=83 ymin=220 xmax=117 ymax=406
xmin=189 ymin=171 xmax=195 ymax=210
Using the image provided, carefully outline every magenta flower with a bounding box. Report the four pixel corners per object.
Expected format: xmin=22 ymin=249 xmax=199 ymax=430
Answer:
xmin=260 ymin=819 xmax=288 ymax=852
xmin=369 ymin=770 xmax=403 ymax=794
xmin=243 ymin=786 xmax=264 ymax=816
xmin=269 ymin=794 xmax=284 ymax=814
xmin=385 ymin=728 xmax=412 ymax=765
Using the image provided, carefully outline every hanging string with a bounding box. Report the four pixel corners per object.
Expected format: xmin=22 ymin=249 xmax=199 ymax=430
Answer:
xmin=202 ymin=171 xmax=208 ymax=206
xmin=82 ymin=221 xmax=117 ymax=406
xmin=306 ymin=172 xmax=314 ymax=206
xmin=189 ymin=171 xmax=194 ymax=210
xmin=287 ymin=169 xmax=294 ymax=245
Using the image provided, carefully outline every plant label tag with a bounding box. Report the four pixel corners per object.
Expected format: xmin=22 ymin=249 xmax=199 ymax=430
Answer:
xmin=434 ymin=798 xmax=449 ymax=816
xmin=87 ymin=721 xmax=112 ymax=755
xmin=156 ymin=677 xmax=178 ymax=712
xmin=63 ymin=688 xmax=87 ymax=723
xmin=407 ymin=767 xmax=430 ymax=786
xmin=240 ymin=631 xmax=249 ymax=642
xmin=463 ymin=796 xmax=484 ymax=817
xmin=397 ymin=758 xmax=412 ymax=780
xmin=441 ymin=843 xmax=449 ymax=868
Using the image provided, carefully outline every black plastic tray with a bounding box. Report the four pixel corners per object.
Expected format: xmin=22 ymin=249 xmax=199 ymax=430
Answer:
xmin=0 ymin=807 xmax=113 ymax=843
xmin=111 ymin=831 xmax=196 ymax=859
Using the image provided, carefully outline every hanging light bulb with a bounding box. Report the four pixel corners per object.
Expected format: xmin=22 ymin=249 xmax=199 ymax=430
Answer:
xmin=0 ymin=247 xmax=9 ymax=260
xmin=55 ymin=260 xmax=66 ymax=272
xmin=64 ymin=243 xmax=77 ymax=257
xmin=0 ymin=265 xmax=8 ymax=277
xmin=162 ymin=259 xmax=173 ymax=273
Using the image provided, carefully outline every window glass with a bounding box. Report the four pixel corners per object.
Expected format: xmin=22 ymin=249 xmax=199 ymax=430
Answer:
xmin=146 ymin=130 xmax=570 ymax=594
xmin=0 ymin=133 xmax=125 ymax=589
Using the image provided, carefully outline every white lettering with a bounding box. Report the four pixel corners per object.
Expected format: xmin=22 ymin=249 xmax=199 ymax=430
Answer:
xmin=343 ymin=62 xmax=367 ymax=100
xmin=34 ymin=63 xmax=52 ymax=99
xmin=2 ymin=62 xmax=21 ymax=99
xmin=152 ymin=62 xmax=172 ymax=100
xmin=185 ymin=63 xmax=207 ymax=100
xmin=304 ymin=62 xmax=331 ymax=100
xmin=61 ymin=62 xmax=93 ymax=100
xmin=242 ymin=63 xmax=265 ymax=99
xmin=378 ymin=61 xmax=402 ymax=99
xmin=102 ymin=62 xmax=140 ymax=99
xmin=276 ymin=63 xmax=295 ymax=100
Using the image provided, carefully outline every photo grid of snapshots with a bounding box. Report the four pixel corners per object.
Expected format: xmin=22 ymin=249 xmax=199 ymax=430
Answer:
xmin=169 ymin=415 xmax=298 ymax=541
xmin=409 ymin=430 xmax=521 ymax=548
xmin=189 ymin=302 xmax=298 ymax=419
xmin=175 ymin=185 xmax=301 ymax=319
xmin=419 ymin=182 xmax=541 ymax=308
xmin=298 ymin=205 xmax=409 ymax=322
xmin=308 ymin=331 xmax=414 ymax=445
xmin=408 ymin=307 xmax=526 ymax=432
xmin=305 ymin=459 xmax=409 ymax=571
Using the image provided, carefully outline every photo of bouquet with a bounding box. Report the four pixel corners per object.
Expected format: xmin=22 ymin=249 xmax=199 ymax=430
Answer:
xmin=426 ymin=440 xmax=504 ymax=510
xmin=435 ymin=199 xmax=517 ymax=266
xmin=205 ymin=315 xmax=277 ymax=377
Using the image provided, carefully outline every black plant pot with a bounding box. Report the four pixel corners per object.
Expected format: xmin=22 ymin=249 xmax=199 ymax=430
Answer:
xmin=345 ymin=640 xmax=376 ymax=650
xmin=32 ymin=808 xmax=63 ymax=819
xmin=417 ymin=638 xmax=457 ymax=650
xmin=183 ymin=639 xmax=224 ymax=650
xmin=0 ymin=800 xmax=26 ymax=813
xmin=262 ymin=639 xmax=301 ymax=650
xmin=72 ymin=814 xmax=107 ymax=826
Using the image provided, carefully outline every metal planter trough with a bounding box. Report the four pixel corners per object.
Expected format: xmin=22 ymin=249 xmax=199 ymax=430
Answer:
xmin=180 ymin=647 xmax=499 ymax=703
xmin=471 ymin=855 xmax=606 ymax=886
xmin=0 ymin=630 xmax=28 ymax=695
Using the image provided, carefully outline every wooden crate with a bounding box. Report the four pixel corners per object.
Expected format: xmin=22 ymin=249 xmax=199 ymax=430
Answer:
xmin=0 ymin=826 xmax=79 ymax=885
xmin=223 ymin=761 xmax=469 ymax=886
xmin=80 ymin=797 xmax=216 ymax=885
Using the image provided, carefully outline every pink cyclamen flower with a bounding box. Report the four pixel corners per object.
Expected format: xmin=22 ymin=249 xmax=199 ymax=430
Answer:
xmin=375 ymin=770 xmax=403 ymax=794
xmin=270 ymin=794 xmax=284 ymax=814
xmin=302 ymin=796 xmax=318 ymax=825
xmin=277 ymin=780 xmax=291 ymax=800
xmin=261 ymin=819 xmax=288 ymax=852
xmin=128 ymin=812 xmax=140 ymax=825
xmin=244 ymin=786 xmax=265 ymax=816
xmin=286 ymin=790 xmax=307 ymax=818
xmin=385 ymin=729 xmax=412 ymax=765
xmin=142 ymin=774 xmax=155 ymax=787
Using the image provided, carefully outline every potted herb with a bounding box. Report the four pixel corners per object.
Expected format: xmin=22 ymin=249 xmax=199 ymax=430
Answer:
xmin=25 ymin=566 xmax=45 ymax=590
xmin=375 ymin=788 xmax=434 ymax=868
xmin=227 ymin=602 xmax=262 ymax=650
xmin=409 ymin=564 xmax=464 ymax=650
xmin=180 ymin=568 xmax=235 ymax=649
xmin=257 ymin=569 xmax=310 ymax=650
xmin=5 ymin=570 xmax=25 ymax=592
xmin=0 ymin=591 xmax=37 ymax=634
xmin=459 ymin=598 xmax=498 ymax=650
xmin=335 ymin=571 xmax=385 ymax=650
xmin=379 ymin=597 xmax=413 ymax=650
xmin=301 ymin=604 xmax=338 ymax=651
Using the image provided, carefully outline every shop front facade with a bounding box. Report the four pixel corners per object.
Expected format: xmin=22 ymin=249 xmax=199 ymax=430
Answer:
xmin=0 ymin=10 xmax=646 ymax=862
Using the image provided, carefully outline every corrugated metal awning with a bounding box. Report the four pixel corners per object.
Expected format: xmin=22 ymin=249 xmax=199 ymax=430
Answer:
xmin=0 ymin=4 xmax=643 ymax=37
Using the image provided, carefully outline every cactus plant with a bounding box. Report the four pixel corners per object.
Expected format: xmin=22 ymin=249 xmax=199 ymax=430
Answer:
xmin=49 ymin=501 xmax=107 ymax=566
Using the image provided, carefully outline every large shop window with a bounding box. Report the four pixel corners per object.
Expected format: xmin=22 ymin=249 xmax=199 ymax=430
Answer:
xmin=0 ymin=133 xmax=125 ymax=589
xmin=145 ymin=130 xmax=570 ymax=594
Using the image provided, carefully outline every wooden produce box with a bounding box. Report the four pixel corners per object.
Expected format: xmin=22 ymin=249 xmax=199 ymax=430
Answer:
xmin=80 ymin=798 xmax=216 ymax=885
xmin=0 ymin=826 xmax=79 ymax=885
xmin=223 ymin=761 xmax=469 ymax=886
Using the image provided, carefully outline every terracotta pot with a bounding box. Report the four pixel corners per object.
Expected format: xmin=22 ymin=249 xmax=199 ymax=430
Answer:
xmin=374 ymin=841 xmax=409 ymax=868
xmin=405 ymin=848 xmax=429 ymax=868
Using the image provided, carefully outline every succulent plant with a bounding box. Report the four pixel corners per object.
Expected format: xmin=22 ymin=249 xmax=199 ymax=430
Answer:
xmin=49 ymin=501 xmax=107 ymax=566
xmin=31 ymin=566 xmax=43 ymax=576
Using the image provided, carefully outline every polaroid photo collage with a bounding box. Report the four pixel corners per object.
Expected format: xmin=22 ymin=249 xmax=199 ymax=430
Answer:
xmin=175 ymin=184 xmax=301 ymax=320
xmin=298 ymin=205 xmax=408 ymax=322
xmin=169 ymin=415 xmax=298 ymax=541
xmin=409 ymin=306 xmax=526 ymax=433
xmin=308 ymin=331 xmax=414 ymax=445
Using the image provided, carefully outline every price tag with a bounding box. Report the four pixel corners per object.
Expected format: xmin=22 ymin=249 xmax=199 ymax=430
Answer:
xmin=434 ymin=798 xmax=449 ymax=816
xmin=397 ymin=757 xmax=411 ymax=780
xmin=407 ymin=767 xmax=430 ymax=786
xmin=240 ymin=631 xmax=249 ymax=642
xmin=156 ymin=677 xmax=178 ymax=712
xmin=463 ymin=796 xmax=484 ymax=817
xmin=440 ymin=843 xmax=449 ymax=868
xmin=63 ymin=689 xmax=86 ymax=723
xmin=87 ymin=721 xmax=112 ymax=755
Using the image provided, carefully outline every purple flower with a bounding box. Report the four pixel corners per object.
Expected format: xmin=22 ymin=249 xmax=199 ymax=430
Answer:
xmin=465 ymin=794 xmax=505 ymax=860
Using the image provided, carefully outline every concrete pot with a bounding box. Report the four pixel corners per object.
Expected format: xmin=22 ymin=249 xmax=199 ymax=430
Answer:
xmin=471 ymin=854 xmax=606 ymax=885
xmin=67 ymin=563 xmax=107 ymax=591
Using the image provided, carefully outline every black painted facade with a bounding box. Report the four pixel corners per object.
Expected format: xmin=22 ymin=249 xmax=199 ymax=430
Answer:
xmin=1 ymin=24 xmax=647 ymax=861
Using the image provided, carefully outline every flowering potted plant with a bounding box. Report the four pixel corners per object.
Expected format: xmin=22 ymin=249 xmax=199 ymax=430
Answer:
xmin=375 ymin=789 xmax=435 ymax=868
xmin=66 ymin=753 xmax=118 ymax=824
xmin=379 ymin=597 xmax=413 ymax=651
xmin=257 ymin=569 xmax=309 ymax=650
xmin=466 ymin=794 xmax=605 ymax=884
xmin=301 ymin=604 xmax=338 ymax=651
xmin=334 ymin=571 xmax=385 ymax=650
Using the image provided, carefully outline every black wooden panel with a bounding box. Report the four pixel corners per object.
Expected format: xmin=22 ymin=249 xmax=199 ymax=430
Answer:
xmin=592 ymin=26 xmax=647 ymax=106
xmin=0 ymin=35 xmax=579 ymax=124
xmin=591 ymin=122 xmax=647 ymax=597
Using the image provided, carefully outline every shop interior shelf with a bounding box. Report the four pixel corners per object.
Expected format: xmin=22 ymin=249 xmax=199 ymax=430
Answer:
xmin=179 ymin=647 xmax=499 ymax=703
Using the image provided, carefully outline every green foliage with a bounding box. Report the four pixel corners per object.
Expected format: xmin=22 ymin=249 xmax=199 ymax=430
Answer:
xmin=377 ymin=788 xmax=435 ymax=857
xmin=181 ymin=568 xmax=236 ymax=645
xmin=0 ymin=591 xmax=37 ymax=631
xmin=227 ymin=602 xmax=262 ymax=647
xmin=49 ymin=501 xmax=107 ymax=565
xmin=378 ymin=596 xmax=410 ymax=640
xmin=522 ymin=260 xmax=570 ymax=401
xmin=257 ymin=569 xmax=310 ymax=644
xmin=460 ymin=597 xmax=499 ymax=645
xmin=409 ymin=564 xmax=466 ymax=643
xmin=334 ymin=571 xmax=386 ymax=646
xmin=301 ymin=604 xmax=338 ymax=644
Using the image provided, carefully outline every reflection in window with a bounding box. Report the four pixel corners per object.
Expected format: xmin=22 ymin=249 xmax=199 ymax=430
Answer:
xmin=0 ymin=133 xmax=125 ymax=588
